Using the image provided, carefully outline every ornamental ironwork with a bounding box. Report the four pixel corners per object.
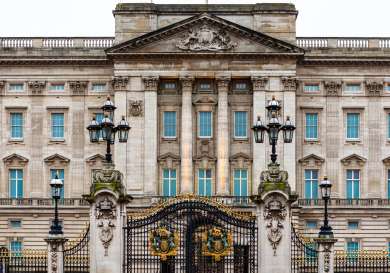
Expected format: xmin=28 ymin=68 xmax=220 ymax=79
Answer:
xmin=201 ymin=227 xmax=232 ymax=262
xmin=149 ymin=225 xmax=179 ymax=261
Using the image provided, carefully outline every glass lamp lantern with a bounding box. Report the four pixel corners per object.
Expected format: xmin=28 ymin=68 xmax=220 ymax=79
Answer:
xmin=87 ymin=117 xmax=101 ymax=143
xmin=100 ymin=116 xmax=114 ymax=142
xmin=282 ymin=116 xmax=296 ymax=143
xmin=50 ymin=174 xmax=63 ymax=199
xmin=266 ymin=97 xmax=281 ymax=120
xmin=117 ymin=116 xmax=131 ymax=143
xmin=101 ymin=97 xmax=117 ymax=121
xmin=252 ymin=116 xmax=267 ymax=143
xmin=320 ymin=176 xmax=332 ymax=199
xmin=268 ymin=114 xmax=281 ymax=144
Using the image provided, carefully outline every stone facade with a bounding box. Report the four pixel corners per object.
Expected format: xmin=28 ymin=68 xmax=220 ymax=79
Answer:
xmin=0 ymin=3 xmax=389 ymax=251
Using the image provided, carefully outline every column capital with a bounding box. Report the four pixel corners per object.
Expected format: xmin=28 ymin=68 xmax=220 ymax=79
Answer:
xmin=0 ymin=81 xmax=4 ymax=96
xmin=179 ymin=75 xmax=195 ymax=89
xmin=28 ymin=81 xmax=46 ymax=95
xmin=142 ymin=76 xmax=159 ymax=92
xmin=216 ymin=75 xmax=231 ymax=91
xmin=251 ymin=76 xmax=268 ymax=91
xmin=68 ymin=81 xmax=88 ymax=95
xmin=324 ymin=81 xmax=342 ymax=96
xmin=112 ymin=76 xmax=129 ymax=91
xmin=281 ymin=76 xmax=298 ymax=92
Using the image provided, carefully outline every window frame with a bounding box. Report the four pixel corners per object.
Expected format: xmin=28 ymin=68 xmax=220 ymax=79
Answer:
xmin=231 ymin=80 xmax=251 ymax=92
xmin=9 ymin=169 xmax=23 ymax=199
xmin=162 ymin=111 xmax=177 ymax=139
xmin=8 ymin=83 xmax=24 ymax=92
xmin=346 ymin=169 xmax=360 ymax=199
xmin=346 ymin=112 xmax=361 ymax=141
xmin=344 ymin=83 xmax=362 ymax=93
xmin=305 ymin=112 xmax=319 ymax=141
xmin=198 ymin=111 xmax=213 ymax=139
xmin=233 ymin=168 xmax=248 ymax=197
xmin=197 ymin=168 xmax=212 ymax=196
xmin=304 ymin=169 xmax=319 ymax=199
xmin=303 ymin=83 xmax=320 ymax=93
xmin=162 ymin=168 xmax=177 ymax=197
xmin=347 ymin=221 xmax=360 ymax=230
xmin=51 ymin=112 xmax=65 ymax=140
xmin=197 ymin=80 xmax=214 ymax=93
xmin=9 ymin=238 xmax=23 ymax=254
xmin=8 ymin=219 xmax=22 ymax=229
xmin=388 ymin=169 xmax=390 ymax=200
xmin=49 ymin=83 xmax=65 ymax=92
xmin=233 ymin=111 xmax=248 ymax=139
xmin=91 ymin=83 xmax=107 ymax=92
xmin=305 ymin=220 xmax=318 ymax=230
xmin=10 ymin=112 xmax=24 ymax=140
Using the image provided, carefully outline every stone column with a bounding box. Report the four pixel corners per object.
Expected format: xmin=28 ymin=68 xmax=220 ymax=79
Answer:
xmin=46 ymin=235 xmax=67 ymax=273
xmin=251 ymin=163 xmax=297 ymax=273
xmin=143 ymin=76 xmax=159 ymax=194
xmin=85 ymin=163 xmax=131 ymax=273
xmin=216 ymin=75 xmax=230 ymax=195
xmin=315 ymin=238 xmax=337 ymax=273
xmin=180 ymin=76 xmax=194 ymax=193
xmin=251 ymin=76 xmax=268 ymax=192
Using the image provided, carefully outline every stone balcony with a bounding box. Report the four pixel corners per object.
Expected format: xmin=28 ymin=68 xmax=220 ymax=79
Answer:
xmin=298 ymin=198 xmax=390 ymax=208
xmin=296 ymin=37 xmax=390 ymax=49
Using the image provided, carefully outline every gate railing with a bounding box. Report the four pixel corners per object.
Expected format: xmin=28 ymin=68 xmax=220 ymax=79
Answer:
xmin=0 ymin=248 xmax=47 ymax=273
xmin=291 ymin=226 xmax=318 ymax=273
xmin=63 ymin=226 xmax=90 ymax=273
xmin=334 ymin=250 xmax=390 ymax=273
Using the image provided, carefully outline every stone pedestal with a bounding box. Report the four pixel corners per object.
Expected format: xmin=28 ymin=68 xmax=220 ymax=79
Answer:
xmin=251 ymin=162 xmax=297 ymax=273
xmin=84 ymin=163 xmax=131 ymax=273
xmin=315 ymin=237 xmax=337 ymax=273
xmin=45 ymin=235 xmax=67 ymax=273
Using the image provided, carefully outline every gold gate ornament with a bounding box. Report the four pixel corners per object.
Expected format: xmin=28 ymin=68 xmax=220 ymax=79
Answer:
xmin=149 ymin=226 xmax=179 ymax=261
xmin=202 ymin=227 xmax=232 ymax=262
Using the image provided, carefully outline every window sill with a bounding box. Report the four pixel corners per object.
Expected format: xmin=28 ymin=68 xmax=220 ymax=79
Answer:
xmin=304 ymin=139 xmax=320 ymax=144
xmin=161 ymin=137 xmax=177 ymax=142
xmin=345 ymin=139 xmax=361 ymax=144
xmin=8 ymin=139 xmax=24 ymax=144
xmin=233 ymin=137 xmax=249 ymax=143
xmin=49 ymin=138 xmax=66 ymax=144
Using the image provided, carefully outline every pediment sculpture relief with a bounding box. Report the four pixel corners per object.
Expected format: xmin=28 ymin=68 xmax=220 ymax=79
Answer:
xmin=176 ymin=24 xmax=236 ymax=52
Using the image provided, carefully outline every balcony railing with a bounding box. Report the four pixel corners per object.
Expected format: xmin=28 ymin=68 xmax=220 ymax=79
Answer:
xmin=0 ymin=198 xmax=89 ymax=207
xmin=0 ymin=37 xmax=115 ymax=49
xmin=297 ymin=37 xmax=390 ymax=49
xmin=298 ymin=198 xmax=390 ymax=207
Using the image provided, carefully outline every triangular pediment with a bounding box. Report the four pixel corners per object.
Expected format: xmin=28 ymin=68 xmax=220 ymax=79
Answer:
xmin=298 ymin=154 xmax=325 ymax=163
xmin=44 ymin=154 xmax=70 ymax=164
xmin=3 ymin=153 xmax=29 ymax=164
xmin=106 ymin=13 xmax=303 ymax=56
xmin=229 ymin=153 xmax=252 ymax=162
xmin=158 ymin=153 xmax=181 ymax=162
xmin=86 ymin=154 xmax=105 ymax=163
xmin=382 ymin=156 xmax=390 ymax=166
xmin=341 ymin=154 xmax=367 ymax=166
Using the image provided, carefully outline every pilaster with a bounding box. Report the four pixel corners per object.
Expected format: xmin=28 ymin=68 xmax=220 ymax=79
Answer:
xmin=46 ymin=235 xmax=67 ymax=273
xmin=315 ymin=238 xmax=337 ymax=273
xmin=216 ymin=75 xmax=230 ymax=195
xmin=180 ymin=76 xmax=194 ymax=193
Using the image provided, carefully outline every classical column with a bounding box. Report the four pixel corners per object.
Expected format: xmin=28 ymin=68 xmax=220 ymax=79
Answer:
xmin=180 ymin=76 xmax=194 ymax=193
xmin=143 ymin=76 xmax=159 ymax=195
xmin=251 ymin=76 xmax=268 ymax=192
xmin=315 ymin=238 xmax=337 ymax=273
xmin=216 ymin=75 xmax=230 ymax=195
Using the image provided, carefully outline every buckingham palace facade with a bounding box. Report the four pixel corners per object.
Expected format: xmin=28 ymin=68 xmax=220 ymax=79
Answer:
xmin=0 ymin=2 xmax=390 ymax=253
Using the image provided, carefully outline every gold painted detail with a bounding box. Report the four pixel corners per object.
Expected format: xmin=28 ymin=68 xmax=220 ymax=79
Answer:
xmin=335 ymin=250 xmax=389 ymax=258
xmin=149 ymin=226 xmax=179 ymax=261
xmin=128 ymin=194 xmax=255 ymax=221
xmin=0 ymin=248 xmax=47 ymax=258
xmin=64 ymin=222 xmax=89 ymax=249
xmin=202 ymin=227 xmax=232 ymax=262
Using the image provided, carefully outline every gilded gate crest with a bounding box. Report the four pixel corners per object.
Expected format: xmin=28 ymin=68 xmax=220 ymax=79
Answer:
xmin=202 ymin=227 xmax=232 ymax=262
xmin=149 ymin=226 xmax=179 ymax=261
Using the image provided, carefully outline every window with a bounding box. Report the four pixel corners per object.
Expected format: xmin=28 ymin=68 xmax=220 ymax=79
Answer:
xmin=385 ymin=83 xmax=390 ymax=92
xmin=198 ymin=112 xmax=212 ymax=138
xmin=198 ymin=81 xmax=213 ymax=92
xmin=10 ymin=239 xmax=22 ymax=254
xmin=51 ymin=113 xmax=64 ymax=139
xmin=163 ymin=111 xmax=177 ymax=138
xmin=232 ymin=81 xmax=249 ymax=91
xmin=162 ymin=169 xmax=176 ymax=197
xmin=305 ymin=220 xmax=318 ymax=229
xmin=92 ymin=83 xmax=106 ymax=92
xmin=346 ymin=241 xmax=359 ymax=253
xmin=304 ymin=170 xmax=319 ymax=199
xmin=305 ymin=113 xmax=318 ymax=140
xmin=346 ymin=113 xmax=360 ymax=140
xmin=9 ymin=169 xmax=23 ymax=198
xmin=304 ymin=84 xmax=320 ymax=92
xmin=348 ymin=221 xmax=359 ymax=230
xmin=50 ymin=169 xmax=64 ymax=198
xmin=345 ymin=83 xmax=361 ymax=92
xmin=9 ymin=83 xmax=24 ymax=92
xmin=198 ymin=169 xmax=212 ymax=197
xmin=234 ymin=111 xmax=248 ymax=138
xmin=346 ymin=170 xmax=360 ymax=199
xmin=161 ymin=81 xmax=177 ymax=90
xmin=233 ymin=169 xmax=248 ymax=197
xmin=9 ymin=220 xmax=22 ymax=229
xmin=10 ymin=113 xmax=23 ymax=139
xmin=49 ymin=84 xmax=65 ymax=91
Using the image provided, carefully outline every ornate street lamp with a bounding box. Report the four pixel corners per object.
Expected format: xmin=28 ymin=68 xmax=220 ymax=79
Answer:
xmin=252 ymin=97 xmax=296 ymax=163
xmin=319 ymin=176 xmax=333 ymax=238
xmin=49 ymin=173 xmax=63 ymax=235
xmin=87 ymin=97 xmax=131 ymax=163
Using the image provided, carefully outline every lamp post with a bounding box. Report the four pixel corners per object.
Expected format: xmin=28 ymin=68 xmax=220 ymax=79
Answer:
xmin=87 ymin=97 xmax=131 ymax=163
xmin=49 ymin=173 xmax=63 ymax=235
xmin=319 ymin=176 xmax=333 ymax=238
xmin=252 ymin=97 xmax=296 ymax=163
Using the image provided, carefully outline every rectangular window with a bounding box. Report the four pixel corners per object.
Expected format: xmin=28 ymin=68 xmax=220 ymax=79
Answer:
xmin=346 ymin=170 xmax=360 ymax=199
xmin=161 ymin=81 xmax=177 ymax=90
xmin=9 ymin=220 xmax=22 ymax=229
xmin=385 ymin=84 xmax=390 ymax=92
xmin=347 ymin=241 xmax=359 ymax=253
xmin=346 ymin=113 xmax=360 ymax=140
xmin=50 ymin=169 xmax=64 ymax=198
xmin=198 ymin=81 xmax=213 ymax=92
xmin=163 ymin=111 xmax=177 ymax=138
xmin=10 ymin=113 xmax=23 ymax=139
xmin=345 ymin=83 xmax=361 ymax=92
xmin=304 ymin=170 xmax=319 ymax=199
xmin=233 ymin=81 xmax=249 ymax=91
xmin=304 ymin=84 xmax=320 ymax=92
xmin=348 ymin=221 xmax=359 ymax=230
xmin=234 ymin=111 xmax=248 ymax=138
xmin=49 ymin=84 xmax=65 ymax=91
xmin=162 ymin=169 xmax=176 ymax=197
xmin=305 ymin=113 xmax=318 ymax=140
xmin=10 ymin=240 xmax=22 ymax=254
xmin=51 ymin=113 xmax=64 ymax=139
xmin=9 ymin=83 xmax=24 ymax=91
xmin=198 ymin=169 xmax=212 ymax=197
xmin=198 ymin=112 xmax=212 ymax=138
xmin=9 ymin=169 xmax=23 ymax=199
xmin=305 ymin=220 xmax=318 ymax=229
xmin=92 ymin=83 xmax=106 ymax=92
xmin=233 ymin=169 xmax=248 ymax=197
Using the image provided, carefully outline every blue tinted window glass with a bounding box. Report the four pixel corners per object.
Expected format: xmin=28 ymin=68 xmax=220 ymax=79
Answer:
xmin=51 ymin=113 xmax=64 ymax=138
xmin=234 ymin=112 xmax=247 ymax=138
xmin=304 ymin=170 xmax=318 ymax=199
xmin=198 ymin=169 xmax=212 ymax=196
xmin=347 ymin=113 xmax=360 ymax=139
xmin=199 ymin=112 xmax=212 ymax=138
xmin=9 ymin=169 xmax=23 ymax=198
xmin=162 ymin=169 xmax=176 ymax=197
xmin=305 ymin=113 xmax=318 ymax=139
xmin=163 ymin=112 xmax=177 ymax=137
xmin=10 ymin=113 xmax=23 ymax=139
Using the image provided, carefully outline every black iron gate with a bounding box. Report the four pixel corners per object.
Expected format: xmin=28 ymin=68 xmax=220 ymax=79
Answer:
xmin=63 ymin=226 xmax=90 ymax=273
xmin=291 ymin=226 xmax=318 ymax=273
xmin=124 ymin=197 xmax=257 ymax=273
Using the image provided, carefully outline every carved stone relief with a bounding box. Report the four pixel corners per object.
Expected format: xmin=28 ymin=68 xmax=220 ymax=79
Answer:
xmin=281 ymin=77 xmax=298 ymax=91
xmin=251 ymin=76 xmax=268 ymax=91
xmin=263 ymin=195 xmax=287 ymax=255
xmin=260 ymin=163 xmax=288 ymax=184
xmin=28 ymin=81 xmax=46 ymax=95
xmin=112 ymin=76 xmax=129 ymax=90
xmin=96 ymin=197 xmax=116 ymax=256
xmin=176 ymin=24 xmax=236 ymax=52
xmin=69 ymin=81 xmax=88 ymax=95
xmin=143 ymin=76 xmax=159 ymax=91
xmin=92 ymin=168 xmax=123 ymax=184
xmin=128 ymin=100 xmax=143 ymax=117
xmin=51 ymin=251 xmax=58 ymax=273
xmin=179 ymin=76 xmax=195 ymax=90
xmin=324 ymin=81 xmax=342 ymax=96
xmin=365 ymin=81 xmax=383 ymax=96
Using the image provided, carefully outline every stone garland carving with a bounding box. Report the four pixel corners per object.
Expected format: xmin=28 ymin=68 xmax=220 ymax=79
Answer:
xmin=251 ymin=76 xmax=268 ymax=90
xmin=51 ymin=251 xmax=58 ymax=273
xmin=324 ymin=81 xmax=342 ymax=96
xmin=96 ymin=197 xmax=116 ymax=256
xmin=112 ymin=76 xmax=129 ymax=90
xmin=69 ymin=81 xmax=88 ymax=94
xmin=324 ymin=251 xmax=330 ymax=273
xmin=28 ymin=81 xmax=46 ymax=95
xmin=143 ymin=76 xmax=159 ymax=91
xmin=128 ymin=100 xmax=143 ymax=117
xmin=281 ymin=77 xmax=298 ymax=91
xmin=365 ymin=81 xmax=383 ymax=96
xmin=176 ymin=24 xmax=236 ymax=52
xmin=264 ymin=197 xmax=287 ymax=256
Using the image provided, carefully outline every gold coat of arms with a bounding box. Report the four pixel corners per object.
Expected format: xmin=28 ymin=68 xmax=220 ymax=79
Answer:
xmin=149 ymin=226 xmax=179 ymax=261
xmin=202 ymin=227 xmax=232 ymax=262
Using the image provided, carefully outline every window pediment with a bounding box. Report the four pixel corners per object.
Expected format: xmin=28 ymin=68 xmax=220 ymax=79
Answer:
xmin=3 ymin=153 xmax=28 ymax=166
xmin=158 ymin=153 xmax=181 ymax=169
xmin=382 ymin=156 xmax=390 ymax=167
xmin=229 ymin=153 xmax=252 ymax=168
xmin=193 ymin=95 xmax=217 ymax=105
xmin=341 ymin=154 xmax=367 ymax=167
xmin=298 ymin=154 xmax=325 ymax=167
xmin=44 ymin=154 xmax=70 ymax=166
xmin=86 ymin=154 xmax=105 ymax=166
